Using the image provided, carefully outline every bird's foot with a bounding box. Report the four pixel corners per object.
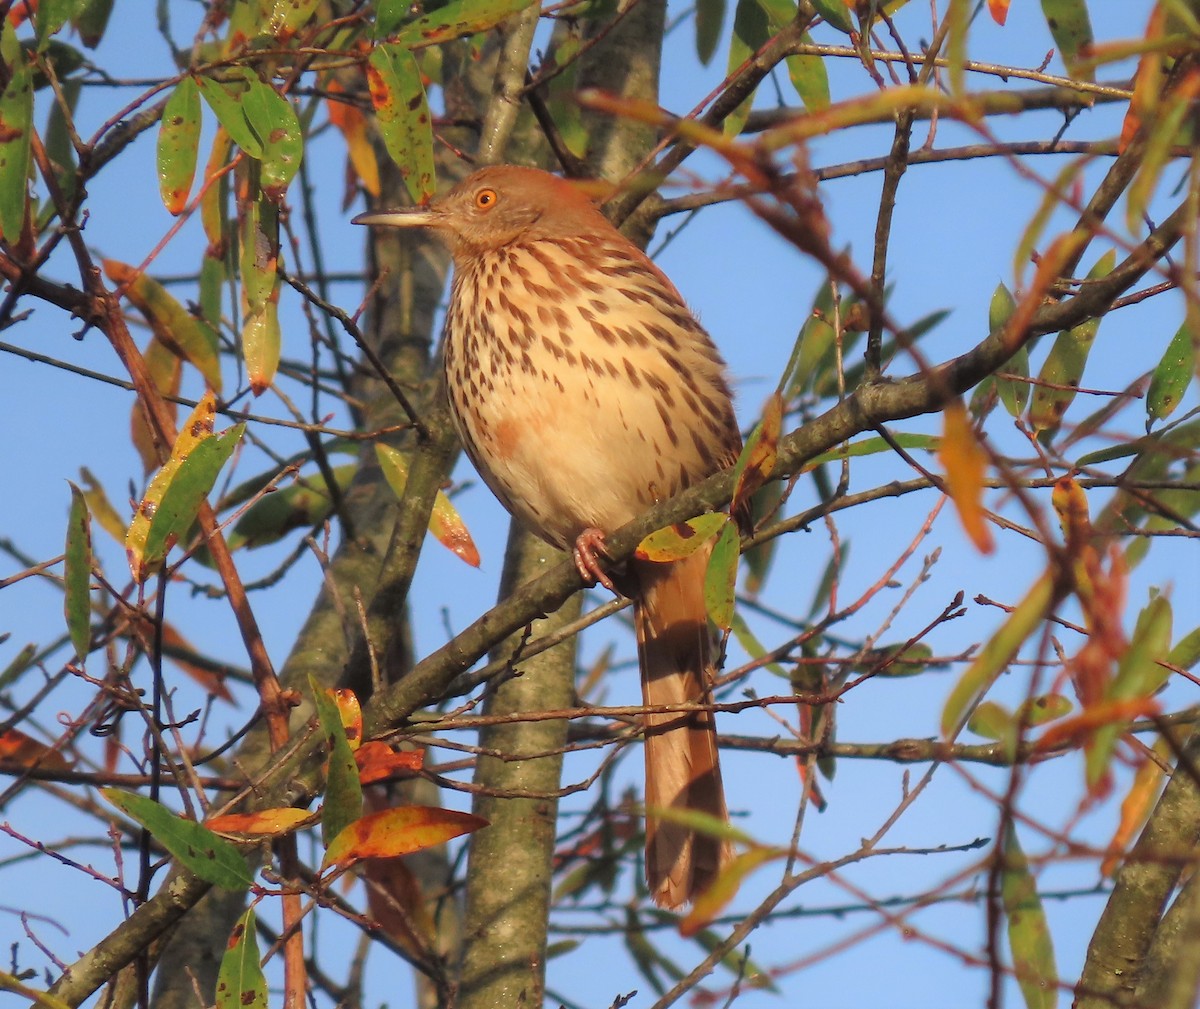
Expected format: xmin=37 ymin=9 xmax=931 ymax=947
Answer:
xmin=573 ymin=527 xmax=617 ymax=593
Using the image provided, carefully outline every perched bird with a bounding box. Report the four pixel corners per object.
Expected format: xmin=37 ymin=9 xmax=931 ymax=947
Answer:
xmin=355 ymin=165 xmax=740 ymax=908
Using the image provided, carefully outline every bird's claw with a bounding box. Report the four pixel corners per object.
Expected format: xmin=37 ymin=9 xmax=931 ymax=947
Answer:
xmin=573 ymin=528 xmax=617 ymax=593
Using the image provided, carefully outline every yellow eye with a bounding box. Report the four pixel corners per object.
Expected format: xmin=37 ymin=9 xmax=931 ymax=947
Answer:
xmin=474 ymin=188 xmax=498 ymax=210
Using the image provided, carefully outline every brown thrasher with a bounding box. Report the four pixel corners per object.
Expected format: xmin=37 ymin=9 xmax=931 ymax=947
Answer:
xmin=355 ymin=165 xmax=740 ymax=908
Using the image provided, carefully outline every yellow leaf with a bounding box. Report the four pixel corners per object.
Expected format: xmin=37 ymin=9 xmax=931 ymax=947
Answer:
xmin=939 ymin=401 xmax=994 ymax=553
xmin=376 ymin=443 xmax=481 ymax=566
xmin=330 ymin=688 xmax=363 ymax=750
xmin=635 ymin=514 xmax=728 ymax=562
xmin=680 ymin=846 xmax=783 ymax=936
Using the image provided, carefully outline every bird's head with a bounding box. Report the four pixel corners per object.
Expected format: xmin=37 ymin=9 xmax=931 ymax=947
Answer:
xmin=352 ymin=165 xmax=608 ymax=261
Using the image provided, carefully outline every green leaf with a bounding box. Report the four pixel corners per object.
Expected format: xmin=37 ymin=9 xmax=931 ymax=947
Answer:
xmin=695 ymin=0 xmax=725 ymax=65
xmin=1146 ymin=321 xmax=1194 ymax=423
xmin=101 ymin=788 xmax=253 ymax=889
xmin=724 ymin=0 xmax=769 ymax=137
xmin=1001 ymin=823 xmax=1058 ymax=1009
xmin=395 ymin=0 xmax=536 ymax=46
xmin=0 ymin=31 xmax=33 ymax=242
xmin=228 ymin=467 xmax=354 ymax=550
xmin=810 ymin=0 xmax=853 ymax=33
xmin=127 ymin=425 xmax=246 ymax=582
xmin=942 ymin=573 xmax=1057 ymax=737
xmin=1016 ymin=693 xmax=1072 ymax=726
xmin=968 ymin=701 xmax=1013 ymax=739
xmin=1028 ymin=251 xmax=1116 ymax=436
xmin=34 ymin=0 xmax=74 ymax=49
xmin=1088 ymin=594 xmax=1173 ymax=790
xmin=0 ymin=642 xmax=37 ymax=690
xmin=63 ymin=482 xmax=93 ymax=663
xmin=241 ymin=76 xmax=303 ymax=199
xmin=309 ymin=675 xmax=363 ymax=847
xmin=783 ymin=32 xmax=830 ymax=111
xmin=803 ymin=433 xmax=940 ymax=470
xmin=215 ymin=908 xmax=267 ymax=1009
xmin=375 ymin=0 xmax=411 ymax=38
xmin=158 ymin=78 xmax=201 ymax=215
xmin=260 ymin=0 xmax=321 ymax=36
xmin=366 ymin=44 xmax=436 ymax=204
xmin=753 ymin=0 xmax=829 ymax=110
xmin=1041 ymin=0 xmax=1094 ymax=82
xmin=704 ymin=520 xmax=740 ymax=631
xmin=988 ymin=282 xmax=1029 ymax=415
xmin=71 ymin=0 xmax=114 ymax=47
xmin=1127 ymin=77 xmax=1196 ymax=235
xmin=742 ymin=478 xmax=782 ymax=596
xmin=730 ymin=611 xmax=788 ymax=678
xmin=197 ymin=72 xmax=263 ymax=158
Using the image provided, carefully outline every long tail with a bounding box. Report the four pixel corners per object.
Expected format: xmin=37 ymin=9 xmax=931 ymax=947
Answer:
xmin=633 ymin=550 xmax=731 ymax=909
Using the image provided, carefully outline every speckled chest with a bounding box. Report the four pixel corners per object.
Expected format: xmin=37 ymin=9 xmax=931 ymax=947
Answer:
xmin=439 ymin=235 xmax=740 ymax=544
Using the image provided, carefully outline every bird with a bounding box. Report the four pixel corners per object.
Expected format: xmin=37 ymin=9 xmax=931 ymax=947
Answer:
xmin=354 ymin=165 xmax=741 ymax=908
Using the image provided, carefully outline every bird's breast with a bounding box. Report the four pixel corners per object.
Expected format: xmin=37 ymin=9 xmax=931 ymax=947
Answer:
xmin=442 ymin=238 xmax=740 ymax=550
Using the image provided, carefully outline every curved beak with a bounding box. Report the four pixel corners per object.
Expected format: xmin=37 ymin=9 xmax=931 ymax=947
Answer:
xmin=351 ymin=207 xmax=440 ymax=228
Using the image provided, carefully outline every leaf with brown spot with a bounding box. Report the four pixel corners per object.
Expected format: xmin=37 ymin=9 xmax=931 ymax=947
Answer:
xmin=215 ymin=908 xmax=266 ymax=1009
xmin=939 ymin=401 xmax=994 ymax=554
xmin=635 ymin=513 xmax=728 ymax=562
xmin=102 ymin=788 xmax=253 ymax=889
xmin=157 ymin=76 xmax=200 ymax=215
xmin=321 ymin=806 xmax=488 ymax=869
xmin=394 ymin=0 xmax=536 ymax=46
xmin=730 ymin=392 xmax=782 ymax=518
xmin=366 ymin=43 xmax=435 ymax=204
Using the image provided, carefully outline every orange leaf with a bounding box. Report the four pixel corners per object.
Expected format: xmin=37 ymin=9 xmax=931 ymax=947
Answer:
xmin=321 ymin=806 xmax=488 ymax=869
xmin=330 ymin=688 xmax=363 ymax=750
xmin=355 ymin=741 xmax=424 ymax=785
xmin=429 ymin=489 xmax=481 ymax=568
xmin=1101 ymin=740 xmax=1168 ymax=877
xmin=0 ymin=728 xmax=71 ymax=771
xmin=986 ymin=0 xmax=1009 ymax=25
xmin=939 ymin=401 xmax=994 ymax=554
xmin=206 ymin=808 xmax=317 ymax=837
xmin=326 ymin=82 xmax=380 ymax=198
xmin=1033 ymin=697 xmax=1160 ymax=753
xmin=1119 ymin=6 xmax=1166 ymax=153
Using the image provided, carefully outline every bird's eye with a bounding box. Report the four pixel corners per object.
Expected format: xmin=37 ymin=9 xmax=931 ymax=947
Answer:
xmin=474 ymin=188 xmax=498 ymax=210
